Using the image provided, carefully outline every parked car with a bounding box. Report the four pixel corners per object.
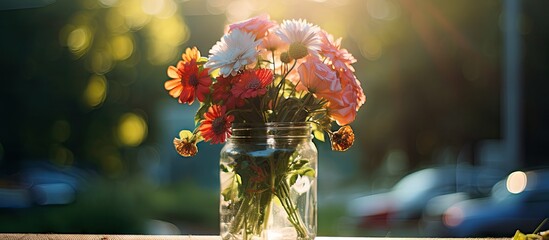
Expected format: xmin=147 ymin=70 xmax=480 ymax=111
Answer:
xmin=346 ymin=165 xmax=503 ymax=230
xmin=421 ymin=168 xmax=549 ymax=237
xmin=0 ymin=160 xmax=92 ymax=208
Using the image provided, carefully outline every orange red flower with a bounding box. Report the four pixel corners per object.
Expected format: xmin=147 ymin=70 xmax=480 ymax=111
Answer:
xmin=231 ymin=69 xmax=274 ymax=99
xmin=198 ymin=105 xmax=234 ymax=144
xmin=212 ymin=75 xmax=245 ymax=109
xmin=165 ymin=48 xmax=212 ymax=105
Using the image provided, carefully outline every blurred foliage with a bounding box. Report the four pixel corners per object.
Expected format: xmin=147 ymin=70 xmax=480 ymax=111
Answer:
xmin=1 ymin=0 xmax=548 ymax=236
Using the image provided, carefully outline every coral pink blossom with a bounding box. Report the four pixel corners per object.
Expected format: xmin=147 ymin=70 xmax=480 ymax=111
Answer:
xmin=229 ymin=14 xmax=277 ymax=40
xmin=326 ymin=70 xmax=366 ymax=125
xmin=319 ymin=30 xmax=356 ymax=72
xmin=327 ymin=84 xmax=358 ymax=126
xmin=261 ymin=29 xmax=287 ymax=51
xmin=297 ymin=56 xmax=341 ymax=101
xmin=339 ymin=69 xmax=366 ymax=110
xmin=232 ymin=69 xmax=273 ymax=99
xmin=199 ymin=105 xmax=234 ymax=144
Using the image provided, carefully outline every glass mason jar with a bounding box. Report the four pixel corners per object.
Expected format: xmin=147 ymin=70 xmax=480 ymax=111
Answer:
xmin=219 ymin=122 xmax=318 ymax=240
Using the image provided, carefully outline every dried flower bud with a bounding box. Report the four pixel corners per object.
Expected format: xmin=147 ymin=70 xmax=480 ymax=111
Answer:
xmin=280 ymin=52 xmax=292 ymax=64
xmin=330 ymin=125 xmax=355 ymax=151
xmin=173 ymin=130 xmax=199 ymax=157
xmin=174 ymin=137 xmax=198 ymax=157
xmin=289 ymin=42 xmax=308 ymax=59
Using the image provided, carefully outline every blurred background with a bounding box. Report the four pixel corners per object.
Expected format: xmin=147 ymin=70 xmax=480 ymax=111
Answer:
xmin=1 ymin=0 xmax=548 ymax=237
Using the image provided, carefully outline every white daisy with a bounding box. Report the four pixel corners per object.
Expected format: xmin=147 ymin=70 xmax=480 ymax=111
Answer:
xmin=205 ymin=29 xmax=261 ymax=77
xmin=275 ymin=19 xmax=321 ymax=59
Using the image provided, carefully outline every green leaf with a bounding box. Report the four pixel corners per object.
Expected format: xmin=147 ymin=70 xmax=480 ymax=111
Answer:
xmin=313 ymin=129 xmax=325 ymax=142
xmin=221 ymin=174 xmax=241 ymax=201
xmin=290 ymin=160 xmax=309 ymax=170
xmin=289 ymin=174 xmax=298 ymax=186
xmin=220 ymin=164 xmax=229 ymax=173
xmin=300 ymin=167 xmax=315 ymax=177
xmin=195 ymin=102 xmax=211 ymax=126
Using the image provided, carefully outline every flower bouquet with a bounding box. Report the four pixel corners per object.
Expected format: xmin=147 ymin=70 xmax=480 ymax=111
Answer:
xmin=164 ymin=15 xmax=365 ymax=240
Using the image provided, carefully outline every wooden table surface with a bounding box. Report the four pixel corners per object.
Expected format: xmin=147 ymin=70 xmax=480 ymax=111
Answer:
xmin=0 ymin=234 xmax=507 ymax=240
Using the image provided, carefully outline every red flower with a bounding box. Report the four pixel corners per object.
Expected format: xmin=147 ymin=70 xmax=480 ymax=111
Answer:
xmin=231 ymin=69 xmax=273 ymax=99
xmin=198 ymin=105 xmax=234 ymax=144
xmin=212 ymin=75 xmax=245 ymax=109
xmin=165 ymin=58 xmax=212 ymax=105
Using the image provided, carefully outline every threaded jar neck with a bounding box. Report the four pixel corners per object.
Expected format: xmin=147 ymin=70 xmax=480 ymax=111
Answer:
xmin=230 ymin=122 xmax=312 ymax=140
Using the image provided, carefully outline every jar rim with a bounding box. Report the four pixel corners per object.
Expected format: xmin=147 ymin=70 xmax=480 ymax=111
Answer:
xmin=229 ymin=122 xmax=312 ymax=139
xmin=231 ymin=122 xmax=310 ymax=129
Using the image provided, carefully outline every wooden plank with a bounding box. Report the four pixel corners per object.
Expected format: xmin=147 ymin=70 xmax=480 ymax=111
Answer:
xmin=0 ymin=234 xmax=507 ymax=240
xmin=0 ymin=234 xmax=220 ymax=240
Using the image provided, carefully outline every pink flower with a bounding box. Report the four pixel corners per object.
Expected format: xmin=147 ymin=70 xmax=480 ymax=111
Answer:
xmin=339 ymin=69 xmax=366 ymax=110
xmin=326 ymin=70 xmax=366 ymax=125
xmin=229 ymin=14 xmax=277 ymax=40
xmin=319 ymin=30 xmax=356 ymax=72
xmin=297 ymin=56 xmax=341 ymax=101
xmin=261 ymin=28 xmax=287 ymax=51
xmin=327 ymin=84 xmax=358 ymax=126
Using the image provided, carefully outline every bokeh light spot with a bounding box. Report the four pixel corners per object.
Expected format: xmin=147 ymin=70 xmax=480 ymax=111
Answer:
xmin=156 ymin=0 xmax=177 ymax=19
xmin=359 ymin=37 xmax=383 ymax=60
xmin=101 ymin=151 xmax=124 ymax=176
xmin=90 ymin=51 xmax=113 ymax=74
xmin=506 ymin=171 xmax=527 ymax=194
xmin=67 ymin=27 xmax=92 ymax=56
xmin=142 ymin=0 xmax=165 ymax=15
xmin=111 ymin=35 xmax=134 ymax=60
xmin=84 ymin=74 xmax=108 ymax=108
xmin=50 ymin=145 xmax=74 ymax=166
xmin=226 ymin=0 xmax=253 ymax=23
xmin=106 ymin=9 xmax=129 ymax=34
xmin=146 ymin=17 xmax=189 ymax=64
xmin=118 ymin=0 xmax=151 ymax=29
xmin=367 ymin=0 xmax=399 ymax=20
xmin=99 ymin=0 xmax=119 ymax=7
xmin=117 ymin=113 xmax=148 ymax=147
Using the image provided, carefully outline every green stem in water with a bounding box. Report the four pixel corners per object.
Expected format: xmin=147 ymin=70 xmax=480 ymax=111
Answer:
xmin=275 ymin=178 xmax=309 ymax=238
